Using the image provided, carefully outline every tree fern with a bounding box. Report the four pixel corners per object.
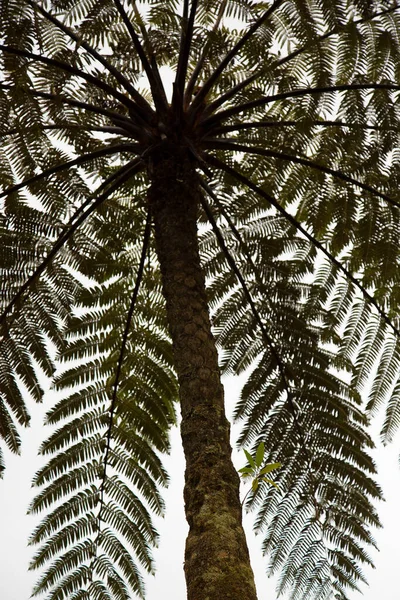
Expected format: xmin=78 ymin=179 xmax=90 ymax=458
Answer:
xmin=1 ymin=1 xmax=400 ymax=599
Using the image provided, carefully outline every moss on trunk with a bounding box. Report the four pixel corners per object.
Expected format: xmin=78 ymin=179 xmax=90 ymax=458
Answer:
xmin=148 ymin=145 xmax=258 ymax=600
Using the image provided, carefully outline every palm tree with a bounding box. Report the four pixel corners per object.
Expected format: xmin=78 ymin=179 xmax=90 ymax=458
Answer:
xmin=1 ymin=0 xmax=400 ymax=599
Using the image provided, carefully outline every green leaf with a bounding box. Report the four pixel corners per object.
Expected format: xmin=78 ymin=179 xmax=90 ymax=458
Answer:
xmin=252 ymin=478 xmax=259 ymax=492
xmin=255 ymin=442 xmax=265 ymax=467
xmin=243 ymin=449 xmax=255 ymax=468
xmin=260 ymin=477 xmax=279 ymax=488
xmin=259 ymin=462 xmax=282 ymax=475
xmin=238 ymin=466 xmax=254 ymax=475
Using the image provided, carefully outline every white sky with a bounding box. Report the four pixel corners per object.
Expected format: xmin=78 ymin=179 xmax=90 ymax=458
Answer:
xmin=0 ymin=375 xmax=399 ymax=600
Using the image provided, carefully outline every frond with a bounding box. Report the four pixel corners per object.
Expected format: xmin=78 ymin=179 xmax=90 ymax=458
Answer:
xmin=199 ymin=172 xmax=384 ymax=599
xmin=28 ymin=201 xmax=177 ymax=599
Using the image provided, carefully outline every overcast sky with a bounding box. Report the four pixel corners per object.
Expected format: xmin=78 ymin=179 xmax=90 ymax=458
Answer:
xmin=0 ymin=375 xmax=399 ymax=600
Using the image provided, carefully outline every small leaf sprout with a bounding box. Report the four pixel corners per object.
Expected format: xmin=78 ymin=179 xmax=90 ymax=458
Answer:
xmin=239 ymin=442 xmax=281 ymax=507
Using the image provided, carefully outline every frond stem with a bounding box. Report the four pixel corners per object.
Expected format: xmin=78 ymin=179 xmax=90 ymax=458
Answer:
xmin=70 ymin=158 xmax=144 ymax=224
xmin=0 ymin=124 xmax=130 ymax=138
xmin=188 ymin=0 xmax=285 ymax=119
xmin=129 ymin=0 xmax=167 ymax=110
xmin=199 ymin=185 xmax=292 ymax=396
xmin=112 ymin=0 xmax=168 ymax=112
xmin=184 ymin=0 xmax=228 ymax=104
xmin=174 ymin=0 xmax=198 ymax=110
xmin=205 ymin=2 xmax=400 ymax=115
xmin=0 ymin=163 xmax=143 ymax=326
xmin=203 ymin=153 xmax=400 ymax=339
xmin=274 ymin=2 xmax=400 ymax=72
xmin=203 ymin=83 xmax=400 ymax=129
xmin=204 ymin=139 xmax=400 ymax=211
xmin=198 ymin=174 xmax=278 ymax=311
xmin=0 ymin=44 xmax=140 ymax=117
xmin=199 ymin=186 xmax=316 ymax=497
xmin=0 ymin=143 xmax=140 ymax=200
xmin=212 ymin=119 xmax=399 ymax=134
xmin=0 ymin=83 xmax=142 ymax=130
xmin=26 ymin=0 xmax=154 ymax=120
xmin=96 ymin=209 xmax=151 ymax=538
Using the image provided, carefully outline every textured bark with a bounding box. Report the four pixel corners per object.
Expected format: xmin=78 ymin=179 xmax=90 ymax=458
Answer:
xmin=149 ymin=145 xmax=258 ymax=600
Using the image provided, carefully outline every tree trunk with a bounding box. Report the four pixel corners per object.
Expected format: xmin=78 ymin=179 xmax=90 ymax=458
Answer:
xmin=148 ymin=145 xmax=258 ymax=600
